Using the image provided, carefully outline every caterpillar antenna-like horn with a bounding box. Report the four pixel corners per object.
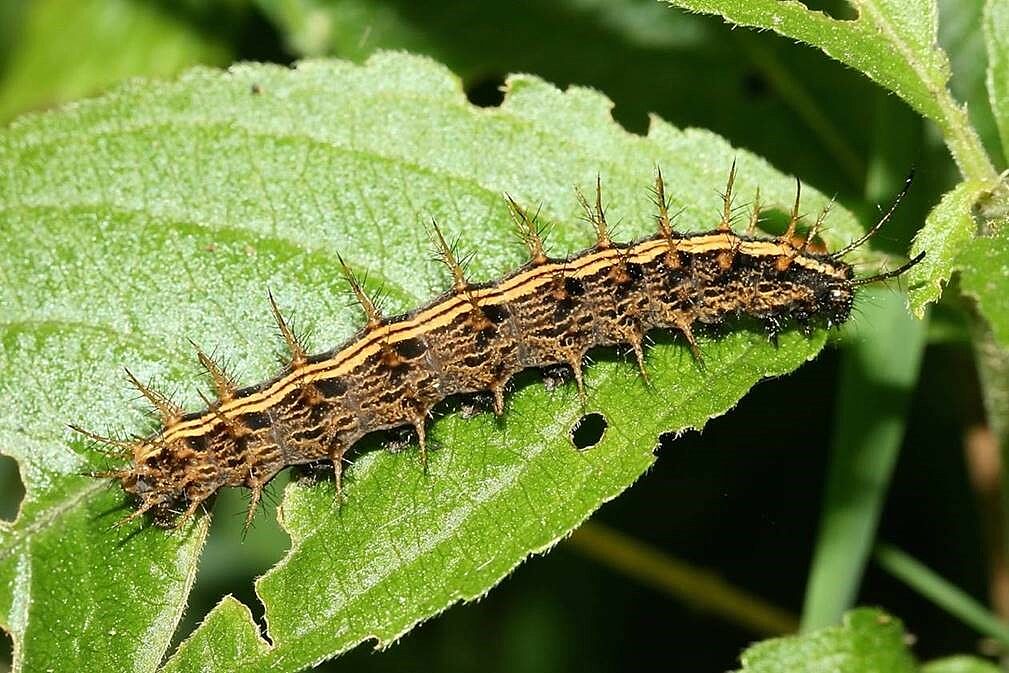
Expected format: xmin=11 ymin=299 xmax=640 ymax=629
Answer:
xmin=830 ymin=169 xmax=915 ymax=259
xmin=850 ymin=250 xmax=926 ymax=286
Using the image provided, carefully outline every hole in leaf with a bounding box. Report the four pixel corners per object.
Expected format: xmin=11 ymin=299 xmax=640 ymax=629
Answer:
xmin=466 ymin=75 xmax=506 ymax=108
xmin=0 ymin=454 xmax=24 ymax=522
xmin=795 ymin=0 xmax=857 ymax=20
xmin=0 ymin=626 xmax=11 ymax=670
xmin=570 ymin=413 xmax=607 ymax=451
xmin=170 ymin=477 xmax=292 ymax=650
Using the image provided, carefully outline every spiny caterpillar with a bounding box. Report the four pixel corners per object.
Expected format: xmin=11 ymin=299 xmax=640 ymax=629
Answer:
xmin=74 ymin=166 xmax=924 ymax=528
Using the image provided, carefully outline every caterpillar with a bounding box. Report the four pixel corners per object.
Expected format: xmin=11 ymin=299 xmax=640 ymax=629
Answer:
xmin=74 ymin=166 xmax=924 ymax=528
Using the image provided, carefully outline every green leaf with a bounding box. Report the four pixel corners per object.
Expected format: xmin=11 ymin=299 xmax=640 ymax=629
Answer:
xmin=662 ymin=0 xmax=997 ymax=183
xmin=0 ymin=53 xmax=868 ymax=672
xmin=985 ymin=0 xmax=1009 ymax=162
xmin=922 ymin=656 xmax=1004 ymax=673
xmin=801 ymin=289 xmax=927 ymax=630
xmin=906 ymin=172 xmax=1009 ymax=338
xmin=0 ymin=0 xmax=232 ymax=123
xmin=742 ymin=606 xmax=1004 ymax=673
xmin=0 ymin=323 xmax=208 ymax=673
xmin=907 ymin=180 xmax=986 ymax=316
xmin=159 ymin=597 xmax=269 ymax=670
xmin=738 ymin=608 xmax=917 ymax=673
xmin=959 ymin=226 xmax=1009 ymax=349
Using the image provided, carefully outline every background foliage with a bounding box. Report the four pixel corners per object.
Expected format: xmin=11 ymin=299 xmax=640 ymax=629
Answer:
xmin=1 ymin=0 xmax=1008 ymax=671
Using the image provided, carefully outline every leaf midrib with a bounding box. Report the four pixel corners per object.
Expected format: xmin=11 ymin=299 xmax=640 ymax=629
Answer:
xmin=855 ymin=0 xmax=943 ymax=94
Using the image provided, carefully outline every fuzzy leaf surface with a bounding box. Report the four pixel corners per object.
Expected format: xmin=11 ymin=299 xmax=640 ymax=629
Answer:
xmin=960 ymin=227 xmax=1009 ymax=348
xmin=907 ymin=181 xmax=986 ymax=316
xmin=739 ymin=608 xmax=979 ymax=673
xmin=922 ymin=656 xmax=1004 ymax=673
xmin=0 ymin=53 xmax=868 ymax=672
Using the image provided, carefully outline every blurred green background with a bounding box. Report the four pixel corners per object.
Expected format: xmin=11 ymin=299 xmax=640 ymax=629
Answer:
xmin=0 ymin=0 xmax=998 ymax=670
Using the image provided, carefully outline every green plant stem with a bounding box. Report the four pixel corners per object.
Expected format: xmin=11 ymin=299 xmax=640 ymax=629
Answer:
xmin=935 ymin=89 xmax=999 ymax=185
xmin=567 ymin=521 xmax=798 ymax=636
xmin=971 ymin=321 xmax=1009 ymax=584
xmin=874 ymin=543 xmax=1009 ymax=646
